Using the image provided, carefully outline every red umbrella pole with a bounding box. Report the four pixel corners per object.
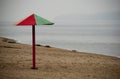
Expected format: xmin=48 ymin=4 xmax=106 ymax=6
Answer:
xmin=31 ymin=25 xmax=37 ymax=69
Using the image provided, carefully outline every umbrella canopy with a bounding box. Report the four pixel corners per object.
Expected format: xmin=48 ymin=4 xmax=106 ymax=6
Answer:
xmin=16 ymin=14 xmax=54 ymax=26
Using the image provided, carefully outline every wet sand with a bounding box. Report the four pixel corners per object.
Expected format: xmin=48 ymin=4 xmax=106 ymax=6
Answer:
xmin=0 ymin=37 xmax=120 ymax=79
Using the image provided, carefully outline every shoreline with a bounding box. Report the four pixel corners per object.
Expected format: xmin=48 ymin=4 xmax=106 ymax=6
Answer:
xmin=0 ymin=36 xmax=120 ymax=58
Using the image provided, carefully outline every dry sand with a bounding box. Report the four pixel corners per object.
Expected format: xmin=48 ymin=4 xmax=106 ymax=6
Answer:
xmin=0 ymin=37 xmax=120 ymax=79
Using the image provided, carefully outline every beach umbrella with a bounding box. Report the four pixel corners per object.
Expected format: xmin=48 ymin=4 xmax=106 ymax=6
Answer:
xmin=16 ymin=14 xmax=54 ymax=69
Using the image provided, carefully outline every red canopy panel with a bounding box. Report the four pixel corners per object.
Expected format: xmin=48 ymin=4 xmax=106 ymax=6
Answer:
xmin=16 ymin=14 xmax=36 ymax=26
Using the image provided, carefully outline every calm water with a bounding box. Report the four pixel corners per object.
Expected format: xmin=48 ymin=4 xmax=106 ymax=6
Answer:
xmin=0 ymin=23 xmax=120 ymax=57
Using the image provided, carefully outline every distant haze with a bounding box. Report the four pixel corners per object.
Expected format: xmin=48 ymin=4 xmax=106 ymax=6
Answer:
xmin=0 ymin=0 xmax=120 ymax=23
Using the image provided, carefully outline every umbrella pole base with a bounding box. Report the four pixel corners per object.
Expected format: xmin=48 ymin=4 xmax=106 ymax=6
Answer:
xmin=31 ymin=67 xmax=38 ymax=70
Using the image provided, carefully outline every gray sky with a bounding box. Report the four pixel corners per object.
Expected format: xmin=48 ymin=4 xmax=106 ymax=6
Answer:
xmin=0 ymin=0 xmax=120 ymax=22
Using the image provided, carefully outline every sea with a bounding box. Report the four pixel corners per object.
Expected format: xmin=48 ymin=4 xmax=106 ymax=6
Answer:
xmin=0 ymin=22 xmax=120 ymax=57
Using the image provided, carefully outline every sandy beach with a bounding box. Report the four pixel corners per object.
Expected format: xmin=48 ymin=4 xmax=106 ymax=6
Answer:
xmin=0 ymin=37 xmax=120 ymax=79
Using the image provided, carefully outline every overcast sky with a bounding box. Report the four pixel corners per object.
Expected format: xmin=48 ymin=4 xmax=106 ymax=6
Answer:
xmin=0 ymin=0 xmax=120 ymax=22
